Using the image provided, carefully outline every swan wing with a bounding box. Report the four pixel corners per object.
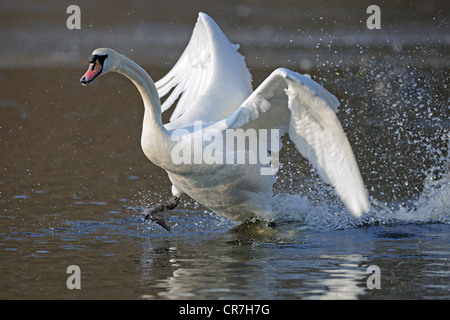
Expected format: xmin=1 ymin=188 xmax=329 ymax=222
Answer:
xmin=156 ymin=12 xmax=252 ymax=128
xmin=224 ymin=68 xmax=370 ymax=217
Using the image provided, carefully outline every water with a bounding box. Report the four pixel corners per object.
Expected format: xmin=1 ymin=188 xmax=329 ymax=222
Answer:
xmin=1 ymin=0 xmax=449 ymax=300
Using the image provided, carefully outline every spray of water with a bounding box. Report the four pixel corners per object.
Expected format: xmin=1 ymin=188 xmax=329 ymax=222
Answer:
xmin=272 ymin=52 xmax=449 ymax=229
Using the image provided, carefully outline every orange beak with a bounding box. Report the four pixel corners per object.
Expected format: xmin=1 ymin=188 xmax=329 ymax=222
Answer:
xmin=80 ymin=61 xmax=102 ymax=86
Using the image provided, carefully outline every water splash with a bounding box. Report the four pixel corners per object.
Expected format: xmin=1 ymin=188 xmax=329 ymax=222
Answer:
xmin=368 ymin=170 xmax=450 ymax=225
xmin=272 ymin=147 xmax=449 ymax=230
xmin=270 ymin=46 xmax=449 ymax=230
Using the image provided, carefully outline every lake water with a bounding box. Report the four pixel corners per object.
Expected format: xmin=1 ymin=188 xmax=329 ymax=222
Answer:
xmin=0 ymin=0 xmax=449 ymax=300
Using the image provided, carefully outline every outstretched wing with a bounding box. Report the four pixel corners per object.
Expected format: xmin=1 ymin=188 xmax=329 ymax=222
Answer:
xmin=224 ymin=68 xmax=370 ymax=217
xmin=156 ymin=12 xmax=252 ymax=129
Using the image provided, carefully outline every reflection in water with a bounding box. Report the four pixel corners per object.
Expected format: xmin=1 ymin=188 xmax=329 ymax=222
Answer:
xmin=135 ymin=223 xmax=371 ymax=300
xmin=134 ymin=222 xmax=450 ymax=300
xmin=313 ymin=254 xmax=367 ymax=300
xmin=138 ymin=226 xmax=280 ymax=299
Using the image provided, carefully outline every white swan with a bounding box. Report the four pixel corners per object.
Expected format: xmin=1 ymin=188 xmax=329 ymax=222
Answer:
xmin=80 ymin=12 xmax=370 ymax=230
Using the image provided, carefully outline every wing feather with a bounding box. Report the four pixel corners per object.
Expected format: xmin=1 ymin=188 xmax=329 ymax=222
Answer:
xmin=156 ymin=12 xmax=252 ymax=129
xmin=226 ymin=68 xmax=370 ymax=217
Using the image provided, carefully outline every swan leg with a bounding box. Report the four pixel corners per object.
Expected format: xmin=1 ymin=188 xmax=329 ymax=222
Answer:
xmin=145 ymin=196 xmax=179 ymax=231
xmin=127 ymin=196 xmax=180 ymax=231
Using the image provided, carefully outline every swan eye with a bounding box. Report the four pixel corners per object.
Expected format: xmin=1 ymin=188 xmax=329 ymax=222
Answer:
xmin=88 ymin=54 xmax=108 ymax=66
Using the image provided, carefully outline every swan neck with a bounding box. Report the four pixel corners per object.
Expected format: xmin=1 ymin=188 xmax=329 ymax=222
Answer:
xmin=117 ymin=54 xmax=162 ymax=124
xmin=115 ymin=53 xmax=174 ymax=167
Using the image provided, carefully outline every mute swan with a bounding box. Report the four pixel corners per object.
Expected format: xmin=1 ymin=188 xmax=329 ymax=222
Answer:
xmin=80 ymin=12 xmax=370 ymax=231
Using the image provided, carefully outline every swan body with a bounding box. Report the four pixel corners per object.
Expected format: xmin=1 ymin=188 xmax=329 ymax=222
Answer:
xmin=80 ymin=12 xmax=370 ymax=228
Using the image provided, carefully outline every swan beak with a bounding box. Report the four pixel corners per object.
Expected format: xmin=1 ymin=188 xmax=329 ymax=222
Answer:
xmin=80 ymin=62 xmax=102 ymax=86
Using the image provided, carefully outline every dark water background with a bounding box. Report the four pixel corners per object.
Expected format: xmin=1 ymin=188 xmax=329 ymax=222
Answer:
xmin=0 ymin=0 xmax=449 ymax=299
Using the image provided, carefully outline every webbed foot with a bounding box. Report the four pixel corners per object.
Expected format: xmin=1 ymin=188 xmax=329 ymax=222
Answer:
xmin=126 ymin=196 xmax=180 ymax=231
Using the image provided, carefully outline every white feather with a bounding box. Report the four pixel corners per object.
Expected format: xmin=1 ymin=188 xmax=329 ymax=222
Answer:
xmin=226 ymin=68 xmax=370 ymax=217
xmin=156 ymin=12 xmax=252 ymax=131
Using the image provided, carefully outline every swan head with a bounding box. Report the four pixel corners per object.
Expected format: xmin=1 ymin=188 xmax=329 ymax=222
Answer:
xmin=80 ymin=48 xmax=119 ymax=86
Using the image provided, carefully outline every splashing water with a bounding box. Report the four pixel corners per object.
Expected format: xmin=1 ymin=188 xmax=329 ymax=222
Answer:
xmin=272 ymin=53 xmax=449 ymax=230
xmin=272 ymin=167 xmax=449 ymax=230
